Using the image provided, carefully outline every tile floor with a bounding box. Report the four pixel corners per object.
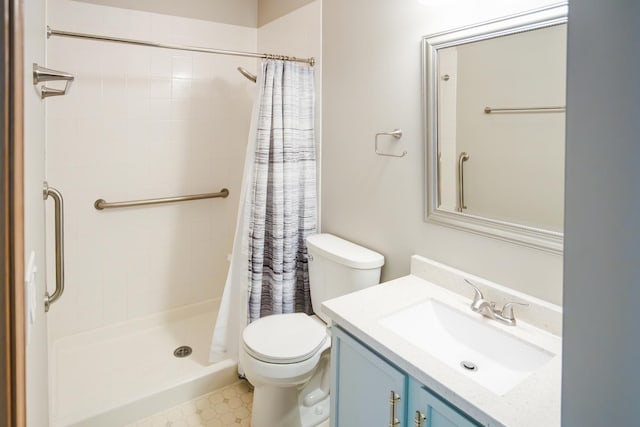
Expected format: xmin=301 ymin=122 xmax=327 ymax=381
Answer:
xmin=125 ymin=381 xmax=253 ymax=427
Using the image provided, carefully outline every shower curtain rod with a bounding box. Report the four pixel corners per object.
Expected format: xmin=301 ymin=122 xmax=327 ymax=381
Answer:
xmin=46 ymin=26 xmax=316 ymax=66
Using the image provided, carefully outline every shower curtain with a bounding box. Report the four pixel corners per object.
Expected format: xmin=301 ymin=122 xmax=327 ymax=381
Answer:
xmin=210 ymin=60 xmax=316 ymax=363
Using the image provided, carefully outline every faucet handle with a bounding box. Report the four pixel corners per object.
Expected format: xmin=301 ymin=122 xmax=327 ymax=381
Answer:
xmin=500 ymin=301 xmax=529 ymax=321
xmin=463 ymin=279 xmax=484 ymax=305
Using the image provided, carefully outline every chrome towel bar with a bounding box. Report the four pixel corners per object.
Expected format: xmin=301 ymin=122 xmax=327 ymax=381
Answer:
xmin=94 ymin=188 xmax=230 ymax=210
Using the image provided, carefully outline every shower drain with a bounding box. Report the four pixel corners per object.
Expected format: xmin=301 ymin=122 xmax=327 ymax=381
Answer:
xmin=174 ymin=345 xmax=193 ymax=358
xmin=460 ymin=360 xmax=478 ymax=372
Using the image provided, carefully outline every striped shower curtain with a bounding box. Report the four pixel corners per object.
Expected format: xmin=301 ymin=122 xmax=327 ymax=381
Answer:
xmin=248 ymin=60 xmax=317 ymax=321
xmin=210 ymin=60 xmax=316 ymax=362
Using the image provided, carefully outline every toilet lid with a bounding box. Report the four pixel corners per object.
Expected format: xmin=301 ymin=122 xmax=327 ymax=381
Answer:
xmin=243 ymin=313 xmax=328 ymax=364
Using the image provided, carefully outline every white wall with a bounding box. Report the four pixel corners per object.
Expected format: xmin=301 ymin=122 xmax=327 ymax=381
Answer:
xmin=78 ymin=0 xmax=315 ymax=28
xmin=75 ymin=0 xmax=258 ymax=27
xmin=258 ymin=0 xmax=321 ymax=62
xmin=258 ymin=0 xmax=322 ymax=214
xmin=322 ymin=0 xmax=563 ymax=304
xmin=45 ymin=0 xmax=256 ymax=341
xmin=23 ymin=0 xmax=49 ymax=425
xmin=258 ymin=0 xmax=316 ymax=26
xmin=562 ymin=0 xmax=640 ymax=424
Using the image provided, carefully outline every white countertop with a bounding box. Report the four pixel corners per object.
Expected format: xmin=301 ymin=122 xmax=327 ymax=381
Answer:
xmin=322 ymin=269 xmax=562 ymax=427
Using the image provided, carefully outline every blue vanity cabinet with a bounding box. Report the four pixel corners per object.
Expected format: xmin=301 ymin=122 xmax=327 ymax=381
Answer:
xmin=408 ymin=378 xmax=483 ymax=427
xmin=331 ymin=326 xmax=407 ymax=426
xmin=331 ymin=326 xmax=483 ymax=427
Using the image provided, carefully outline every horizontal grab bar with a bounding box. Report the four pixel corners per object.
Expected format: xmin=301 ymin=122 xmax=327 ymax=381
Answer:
xmin=94 ymin=188 xmax=229 ymax=210
xmin=484 ymin=106 xmax=566 ymax=114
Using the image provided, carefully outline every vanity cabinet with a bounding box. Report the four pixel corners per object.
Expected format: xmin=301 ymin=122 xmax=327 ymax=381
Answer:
xmin=331 ymin=326 xmax=481 ymax=427
xmin=330 ymin=325 xmax=407 ymax=426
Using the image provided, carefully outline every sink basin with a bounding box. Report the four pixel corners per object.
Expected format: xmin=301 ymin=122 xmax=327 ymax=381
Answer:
xmin=379 ymin=299 xmax=554 ymax=395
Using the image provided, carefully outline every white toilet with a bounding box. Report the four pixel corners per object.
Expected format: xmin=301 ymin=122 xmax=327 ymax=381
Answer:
xmin=240 ymin=233 xmax=384 ymax=427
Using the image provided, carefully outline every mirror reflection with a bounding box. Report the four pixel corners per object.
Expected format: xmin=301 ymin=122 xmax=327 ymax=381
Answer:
xmin=423 ymin=5 xmax=568 ymax=253
xmin=437 ymin=24 xmax=567 ymax=233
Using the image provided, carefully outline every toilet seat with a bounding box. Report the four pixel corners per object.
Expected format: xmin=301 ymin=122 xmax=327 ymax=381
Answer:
xmin=243 ymin=313 xmax=328 ymax=364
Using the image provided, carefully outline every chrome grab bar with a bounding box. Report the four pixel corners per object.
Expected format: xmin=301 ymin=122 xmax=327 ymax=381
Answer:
xmin=457 ymin=152 xmax=470 ymax=212
xmin=484 ymin=105 xmax=565 ymax=114
xmin=94 ymin=188 xmax=229 ymax=210
xmin=43 ymin=182 xmax=65 ymax=312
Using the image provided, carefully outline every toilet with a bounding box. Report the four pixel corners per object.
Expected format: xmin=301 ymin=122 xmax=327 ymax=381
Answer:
xmin=240 ymin=233 xmax=384 ymax=427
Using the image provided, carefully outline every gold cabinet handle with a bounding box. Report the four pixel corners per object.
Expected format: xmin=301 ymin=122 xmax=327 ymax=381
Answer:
xmin=389 ymin=391 xmax=401 ymax=426
xmin=414 ymin=410 xmax=427 ymax=427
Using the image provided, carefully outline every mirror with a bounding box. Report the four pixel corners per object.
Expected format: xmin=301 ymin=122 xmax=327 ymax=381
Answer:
xmin=423 ymin=4 xmax=567 ymax=253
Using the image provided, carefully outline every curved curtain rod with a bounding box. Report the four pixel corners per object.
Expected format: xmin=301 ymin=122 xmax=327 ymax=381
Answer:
xmin=47 ymin=26 xmax=316 ymax=66
xmin=237 ymin=66 xmax=257 ymax=83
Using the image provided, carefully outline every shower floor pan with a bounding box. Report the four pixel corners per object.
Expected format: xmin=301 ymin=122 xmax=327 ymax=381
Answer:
xmin=49 ymin=299 xmax=237 ymax=427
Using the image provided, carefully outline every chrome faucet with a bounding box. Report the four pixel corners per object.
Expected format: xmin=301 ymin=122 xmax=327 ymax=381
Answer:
xmin=464 ymin=279 xmax=528 ymax=326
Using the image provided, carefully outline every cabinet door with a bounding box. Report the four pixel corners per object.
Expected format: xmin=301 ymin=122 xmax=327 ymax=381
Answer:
xmin=331 ymin=326 xmax=407 ymax=426
xmin=408 ymin=379 xmax=482 ymax=427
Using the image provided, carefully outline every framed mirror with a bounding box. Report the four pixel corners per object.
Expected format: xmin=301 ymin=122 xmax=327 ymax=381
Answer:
xmin=423 ymin=3 xmax=567 ymax=253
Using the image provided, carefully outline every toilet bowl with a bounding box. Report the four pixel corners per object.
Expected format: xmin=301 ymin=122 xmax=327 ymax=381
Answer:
xmin=240 ymin=314 xmax=331 ymax=427
xmin=241 ymin=234 xmax=384 ymax=427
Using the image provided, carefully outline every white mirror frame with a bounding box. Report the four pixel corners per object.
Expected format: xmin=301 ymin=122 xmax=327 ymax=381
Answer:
xmin=423 ymin=3 xmax=568 ymax=254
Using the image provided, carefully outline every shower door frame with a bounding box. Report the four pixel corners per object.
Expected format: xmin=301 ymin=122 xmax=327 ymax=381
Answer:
xmin=1 ymin=0 xmax=27 ymax=425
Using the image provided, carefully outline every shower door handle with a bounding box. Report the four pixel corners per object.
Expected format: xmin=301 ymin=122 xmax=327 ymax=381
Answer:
xmin=43 ymin=182 xmax=65 ymax=312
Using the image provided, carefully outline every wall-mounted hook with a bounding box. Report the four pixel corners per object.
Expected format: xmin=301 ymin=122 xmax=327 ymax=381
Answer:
xmin=375 ymin=129 xmax=407 ymax=157
xmin=33 ymin=63 xmax=74 ymax=99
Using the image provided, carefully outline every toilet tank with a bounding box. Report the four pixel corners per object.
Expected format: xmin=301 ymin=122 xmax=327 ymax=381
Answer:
xmin=306 ymin=234 xmax=384 ymax=323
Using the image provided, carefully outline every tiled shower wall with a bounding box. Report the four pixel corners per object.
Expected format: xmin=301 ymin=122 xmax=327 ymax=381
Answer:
xmin=45 ymin=0 xmax=257 ymax=341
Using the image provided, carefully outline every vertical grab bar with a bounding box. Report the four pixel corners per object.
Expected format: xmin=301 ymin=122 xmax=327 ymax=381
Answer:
xmin=457 ymin=152 xmax=470 ymax=212
xmin=43 ymin=182 xmax=65 ymax=312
